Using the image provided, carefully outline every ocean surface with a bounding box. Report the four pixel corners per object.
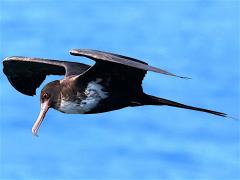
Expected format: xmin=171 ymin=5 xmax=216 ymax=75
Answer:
xmin=0 ymin=1 xmax=239 ymax=179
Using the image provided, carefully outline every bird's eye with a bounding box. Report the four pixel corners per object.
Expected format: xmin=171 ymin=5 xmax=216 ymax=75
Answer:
xmin=42 ymin=93 xmax=49 ymax=99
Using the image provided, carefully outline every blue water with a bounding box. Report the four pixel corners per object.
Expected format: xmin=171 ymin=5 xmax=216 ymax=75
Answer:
xmin=0 ymin=1 xmax=239 ymax=179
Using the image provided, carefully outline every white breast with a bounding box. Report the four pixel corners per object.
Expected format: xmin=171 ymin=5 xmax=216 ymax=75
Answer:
xmin=58 ymin=79 xmax=108 ymax=114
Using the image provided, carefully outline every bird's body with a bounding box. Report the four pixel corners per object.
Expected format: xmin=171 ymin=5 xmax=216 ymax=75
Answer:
xmin=3 ymin=49 xmax=229 ymax=136
xmin=46 ymin=75 xmax=142 ymax=114
xmin=57 ymin=77 xmax=110 ymax=114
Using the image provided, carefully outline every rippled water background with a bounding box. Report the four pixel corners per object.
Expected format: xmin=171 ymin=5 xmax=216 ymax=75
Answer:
xmin=0 ymin=1 xmax=239 ymax=179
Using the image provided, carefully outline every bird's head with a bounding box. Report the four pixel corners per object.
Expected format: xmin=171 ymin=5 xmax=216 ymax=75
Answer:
xmin=32 ymin=80 xmax=61 ymax=136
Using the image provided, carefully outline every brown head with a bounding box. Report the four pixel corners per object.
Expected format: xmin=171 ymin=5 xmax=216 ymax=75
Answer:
xmin=32 ymin=80 xmax=61 ymax=136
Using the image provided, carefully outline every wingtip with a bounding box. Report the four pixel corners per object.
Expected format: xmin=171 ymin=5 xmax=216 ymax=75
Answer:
xmin=178 ymin=76 xmax=192 ymax=80
xmin=216 ymin=112 xmax=239 ymax=121
xmin=226 ymin=115 xmax=239 ymax=121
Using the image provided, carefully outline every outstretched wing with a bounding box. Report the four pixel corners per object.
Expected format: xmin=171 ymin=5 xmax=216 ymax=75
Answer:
xmin=70 ymin=49 xmax=189 ymax=98
xmin=3 ymin=56 xmax=90 ymax=96
xmin=70 ymin=49 xmax=189 ymax=79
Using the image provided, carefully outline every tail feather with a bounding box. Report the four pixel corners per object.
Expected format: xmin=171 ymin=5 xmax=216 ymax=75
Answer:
xmin=142 ymin=94 xmax=227 ymax=117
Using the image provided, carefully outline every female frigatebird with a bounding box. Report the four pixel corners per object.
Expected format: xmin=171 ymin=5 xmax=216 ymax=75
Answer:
xmin=3 ymin=49 xmax=227 ymax=136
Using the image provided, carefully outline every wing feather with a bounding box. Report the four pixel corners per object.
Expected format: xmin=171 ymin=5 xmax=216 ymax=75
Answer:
xmin=70 ymin=49 xmax=190 ymax=79
xmin=3 ymin=56 xmax=90 ymax=96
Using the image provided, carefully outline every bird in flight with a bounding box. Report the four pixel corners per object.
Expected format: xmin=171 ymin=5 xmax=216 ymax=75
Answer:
xmin=3 ymin=49 xmax=228 ymax=136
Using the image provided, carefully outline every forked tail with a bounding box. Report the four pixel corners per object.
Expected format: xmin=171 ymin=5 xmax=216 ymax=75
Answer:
xmin=141 ymin=94 xmax=227 ymax=117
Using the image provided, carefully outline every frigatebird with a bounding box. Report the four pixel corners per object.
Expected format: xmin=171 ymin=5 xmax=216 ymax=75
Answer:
xmin=3 ymin=49 xmax=228 ymax=136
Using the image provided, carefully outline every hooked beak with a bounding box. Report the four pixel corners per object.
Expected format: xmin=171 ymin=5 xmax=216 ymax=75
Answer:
xmin=32 ymin=100 xmax=50 ymax=136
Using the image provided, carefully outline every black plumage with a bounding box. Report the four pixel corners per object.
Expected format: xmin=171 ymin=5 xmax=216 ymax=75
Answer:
xmin=3 ymin=49 xmax=227 ymax=136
